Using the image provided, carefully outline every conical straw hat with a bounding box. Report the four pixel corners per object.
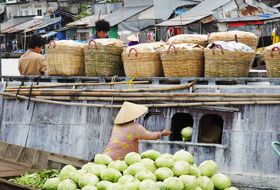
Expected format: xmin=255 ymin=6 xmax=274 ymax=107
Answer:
xmin=114 ymin=102 xmax=148 ymax=124
xmin=127 ymin=34 xmax=139 ymax=42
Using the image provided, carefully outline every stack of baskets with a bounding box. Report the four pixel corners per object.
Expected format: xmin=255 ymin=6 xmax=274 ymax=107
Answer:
xmin=46 ymin=40 xmax=85 ymax=76
xmin=160 ymin=43 xmax=204 ymax=77
xmin=263 ymin=42 xmax=280 ymax=77
xmin=122 ymin=42 xmax=165 ymax=77
xmin=84 ymin=39 xmax=124 ymax=77
xmin=204 ymin=42 xmax=255 ymax=77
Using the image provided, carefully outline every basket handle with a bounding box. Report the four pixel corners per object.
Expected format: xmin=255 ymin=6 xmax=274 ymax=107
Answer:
xmin=128 ymin=48 xmax=138 ymax=57
xmin=270 ymin=47 xmax=280 ymax=57
xmin=272 ymin=141 xmax=280 ymax=157
xmin=192 ymin=44 xmax=203 ymax=49
xmin=167 ymin=44 xmax=177 ymax=55
xmin=48 ymin=40 xmax=56 ymax=49
xmin=88 ymin=40 xmax=98 ymax=49
xmin=212 ymin=44 xmax=224 ymax=55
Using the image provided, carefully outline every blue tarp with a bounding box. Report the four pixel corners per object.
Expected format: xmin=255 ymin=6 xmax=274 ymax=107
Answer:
xmin=56 ymin=31 xmax=66 ymax=40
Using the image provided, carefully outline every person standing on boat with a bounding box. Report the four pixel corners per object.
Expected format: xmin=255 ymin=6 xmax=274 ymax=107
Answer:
xmin=127 ymin=34 xmax=139 ymax=46
xmin=105 ymin=102 xmax=171 ymax=160
xmin=18 ymin=35 xmax=46 ymax=76
xmin=89 ymin=19 xmax=110 ymax=40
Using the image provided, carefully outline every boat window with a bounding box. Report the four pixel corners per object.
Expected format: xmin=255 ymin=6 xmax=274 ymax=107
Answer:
xmin=198 ymin=114 xmax=223 ymax=144
xmin=170 ymin=113 xmax=193 ymax=141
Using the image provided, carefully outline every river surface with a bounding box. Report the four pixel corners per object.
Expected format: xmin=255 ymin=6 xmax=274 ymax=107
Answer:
xmin=1 ymin=58 xmax=20 ymax=76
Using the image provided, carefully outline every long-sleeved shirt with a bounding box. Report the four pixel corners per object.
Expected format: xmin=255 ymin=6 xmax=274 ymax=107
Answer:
xmin=104 ymin=121 xmax=161 ymax=160
xmin=18 ymin=50 xmax=46 ymax=75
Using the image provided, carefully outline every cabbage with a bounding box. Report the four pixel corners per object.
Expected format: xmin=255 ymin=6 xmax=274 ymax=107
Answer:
xmin=181 ymin=127 xmax=193 ymax=141
xmin=162 ymin=177 xmax=184 ymax=190
xmin=57 ymin=179 xmax=77 ymax=190
xmin=140 ymin=158 xmax=157 ymax=172
xmin=96 ymin=181 xmax=113 ymax=190
xmin=225 ymin=187 xmax=239 ymax=190
xmin=94 ymin=154 xmax=113 ymax=165
xmin=155 ymin=156 xmax=174 ymax=168
xmin=171 ymin=161 xmax=190 ymax=176
xmin=43 ymin=177 xmax=60 ymax=190
xmin=141 ymin=150 xmax=161 ymax=160
xmin=100 ymin=168 xmax=122 ymax=183
xmin=156 ymin=181 xmax=164 ymax=189
xmin=71 ymin=169 xmax=87 ymax=183
xmin=123 ymin=169 xmax=128 ymax=175
xmin=139 ymin=179 xmax=159 ymax=190
xmin=198 ymin=160 xmax=218 ymax=177
xmin=160 ymin=153 xmax=174 ymax=160
xmin=154 ymin=167 xmax=174 ymax=181
xmin=126 ymin=163 xmax=145 ymax=176
xmin=173 ymin=150 xmax=194 ymax=164
xmin=125 ymin=152 xmax=141 ymax=165
xmin=211 ymin=173 xmax=231 ymax=190
xmin=135 ymin=170 xmax=156 ymax=181
xmin=81 ymin=185 xmax=98 ymax=190
xmin=195 ymin=187 xmax=203 ymax=190
xmin=78 ymin=173 xmax=99 ymax=188
xmin=118 ymin=175 xmax=134 ymax=184
xmin=82 ymin=163 xmax=107 ymax=177
xmin=123 ymin=181 xmax=138 ymax=190
xmin=189 ymin=164 xmax=201 ymax=177
xmin=197 ymin=176 xmax=214 ymax=190
xmin=178 ymin=175 xmax=197 ymax=190
xmin=108 ymin=160 xmax=128 ymax=172
xmin=59 ymin=165 xmax=77 ymax=181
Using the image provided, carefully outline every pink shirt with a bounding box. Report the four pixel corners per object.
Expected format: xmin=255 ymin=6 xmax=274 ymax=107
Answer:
xmin=104 ymin=121 xmax=161 ymax=160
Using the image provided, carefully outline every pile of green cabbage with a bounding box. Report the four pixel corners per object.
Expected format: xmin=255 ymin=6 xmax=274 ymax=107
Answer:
xmin=40 ymin=150 xmax=237 ymax=190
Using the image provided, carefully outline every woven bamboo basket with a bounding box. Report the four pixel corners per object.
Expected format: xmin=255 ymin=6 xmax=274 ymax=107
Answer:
xmin=204 ymin=44 xmax=255 ymax=77
xmin=160 ymin=44 xmax=204 ymax=77
xmin=46 ymin=40 xmax=85 ymax=76
xmin=208 ymin=31 xmax=258 ymax=50
xmin=84 ymin=40 xmax=124 ymax=77
xmin=263 ymin=44 xmax=280 ymax=77
xmin=167 ymin=34 xmax=208 ymax=47
xmin=122 ymin=45 xmax=163 ymax=77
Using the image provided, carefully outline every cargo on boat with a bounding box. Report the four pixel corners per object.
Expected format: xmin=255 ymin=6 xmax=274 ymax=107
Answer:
xmin=0 ymin=76 xmax=279 ymax=190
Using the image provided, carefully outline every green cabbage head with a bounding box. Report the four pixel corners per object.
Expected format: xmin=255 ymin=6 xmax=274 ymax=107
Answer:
xmin=198 ymin=160 xmax=218 ymax=177
xmin=100 ymin=168 xmax=122 ymax=183
xmin=211 ymin=173 xmax=231 ymax=190
xmin=57 ymin=179 xmax=77 ymax=190
xmin=141 ymin=150 xmax=161 ymax=160
xmin=94 ymin=154 xmax=113 ymax=165
xmin=154 ymin=167 xmax=174 ymax=181
xmin=43 ymin=177 xmax=60 ymax=190
xmin=162 ymin=177 xmax=184 ymax=190
xmin=125 ymin=152 xmax=141 ymax=165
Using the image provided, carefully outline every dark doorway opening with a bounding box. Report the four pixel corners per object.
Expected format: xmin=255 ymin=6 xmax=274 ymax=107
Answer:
xmin=198 ymin=114 xmax=224 ymax=144
xmin=170 ymin=113 xmax=193 ymax=141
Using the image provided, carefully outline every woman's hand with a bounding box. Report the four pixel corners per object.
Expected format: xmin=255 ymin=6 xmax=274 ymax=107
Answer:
xmin=161 ymin=129 xmax=172 ymax=136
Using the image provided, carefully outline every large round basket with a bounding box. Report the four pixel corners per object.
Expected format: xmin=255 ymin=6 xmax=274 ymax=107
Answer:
xmin=263 ymin=46 xmax=280 ymax=77
xmin=122 ymin=48 xmax=163 ymax=77
xmin=208 ymin=31 xmax=258 ymax=50
xmin=46 ymin=41 xmax=85 ymax=76
xmin=160 ymin=44 xmax=204 ymax=77
xmin=84 ymin=40 xmax=124 ymax=77
xmin=204 ymin=44 xmax=255 ymax=77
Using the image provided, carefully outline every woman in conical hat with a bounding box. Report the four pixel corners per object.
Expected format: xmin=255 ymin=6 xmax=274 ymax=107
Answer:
xmin=127 ymin=34 xmax=139 ymax=46
xmin=104 ymin=102 xmax=171 ymax=160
